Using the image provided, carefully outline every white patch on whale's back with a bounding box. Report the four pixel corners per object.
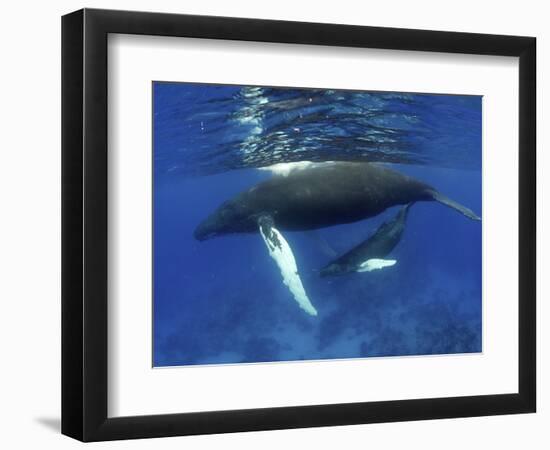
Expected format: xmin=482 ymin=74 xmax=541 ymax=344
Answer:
xmin=357 ymin=258 xmax=397 ymax=272
xmin=258 ymin=161 xmax=335 ymax=177
xmin=259 ymin=225 xmax=318 ymax=316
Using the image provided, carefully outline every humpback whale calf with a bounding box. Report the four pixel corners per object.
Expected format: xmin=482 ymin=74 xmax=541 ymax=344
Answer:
xmin=320 ymin=203 xmax=412 ymax=277
xmin=194 ymin=162 xmax=480 ymax=315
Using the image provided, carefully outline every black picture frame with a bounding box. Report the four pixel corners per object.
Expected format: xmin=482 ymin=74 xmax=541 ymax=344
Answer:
xmin=61 ymin=8 xmax=536 ymax=442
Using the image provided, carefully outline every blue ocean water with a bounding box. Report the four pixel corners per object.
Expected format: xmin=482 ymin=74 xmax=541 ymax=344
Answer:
xmin=153 ymin=83 xmax=482 ymax=367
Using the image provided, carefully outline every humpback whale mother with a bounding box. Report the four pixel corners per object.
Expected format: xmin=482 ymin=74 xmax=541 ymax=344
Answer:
xmin=194 ymin=161 xmax=479 ymax=240
xmin=194 ymin=162 xmax=480 ymax=315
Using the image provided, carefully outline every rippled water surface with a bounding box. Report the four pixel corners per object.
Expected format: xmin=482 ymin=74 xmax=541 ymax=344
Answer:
xmin=153 ymin=82 xmax=482 ymax=367
xmin=154 ymin=83 xmax=481 ymax=177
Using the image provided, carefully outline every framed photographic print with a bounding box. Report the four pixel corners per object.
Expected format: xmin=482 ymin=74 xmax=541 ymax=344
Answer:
xmin=61 ymin=8 xmax=536 ymax=442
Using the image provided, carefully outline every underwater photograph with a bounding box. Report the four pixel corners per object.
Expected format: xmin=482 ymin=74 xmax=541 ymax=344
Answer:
xmin=153 ymin=82 xmax=482 ymax=367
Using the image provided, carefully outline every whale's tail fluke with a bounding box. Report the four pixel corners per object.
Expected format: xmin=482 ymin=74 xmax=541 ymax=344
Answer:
xmin=398 ymin=202 xmax=413 ymax=222
xmin=429 ymin=190 xmax=481 ymax=221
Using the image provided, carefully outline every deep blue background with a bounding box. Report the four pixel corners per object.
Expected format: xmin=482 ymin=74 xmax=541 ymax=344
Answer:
xmin=153 ymin=83 xmax=482 ymax=367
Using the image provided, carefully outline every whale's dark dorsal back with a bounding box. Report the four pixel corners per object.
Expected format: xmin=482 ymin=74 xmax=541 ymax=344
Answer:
xmin=241 ymin=162 xmax=432 ymax=230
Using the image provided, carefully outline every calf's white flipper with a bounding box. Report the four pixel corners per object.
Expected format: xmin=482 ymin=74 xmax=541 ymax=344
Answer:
xmin=357 ymin=258 xmax=397 ymax=272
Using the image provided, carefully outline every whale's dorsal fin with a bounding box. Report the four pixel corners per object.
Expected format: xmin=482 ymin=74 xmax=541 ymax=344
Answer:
xmin=357 ymin=258 xmax=396 ymax=272
xmin=258 ymin=216 xmax=318 ymax=316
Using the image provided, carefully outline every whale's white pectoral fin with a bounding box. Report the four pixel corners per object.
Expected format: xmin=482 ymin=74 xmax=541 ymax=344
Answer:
xmin=357 ymin=258 xmax=397 ymax=272
xmin=258 ymin=218 xmax=318 ymax=316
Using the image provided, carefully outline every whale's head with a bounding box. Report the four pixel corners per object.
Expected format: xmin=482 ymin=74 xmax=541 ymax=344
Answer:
xmin=194 ymin=199 xmax=255 ymax=241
